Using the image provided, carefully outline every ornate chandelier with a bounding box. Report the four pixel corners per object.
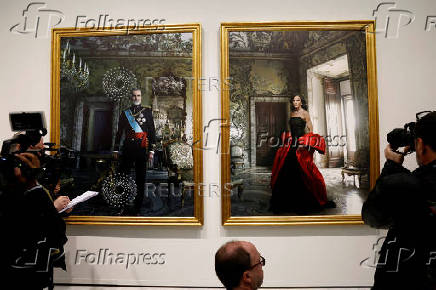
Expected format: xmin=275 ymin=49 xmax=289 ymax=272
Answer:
xmin=60 ymin=41 xmax=90 ymax=91
xmin=101 ymin=172 xmax=137 ymax=209
xmin=102 ymin=66 xmax=137 ymax=101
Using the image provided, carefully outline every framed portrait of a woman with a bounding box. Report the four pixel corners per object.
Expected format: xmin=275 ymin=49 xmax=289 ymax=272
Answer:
xmin=220 ymin=21 xmax=379 ymax=225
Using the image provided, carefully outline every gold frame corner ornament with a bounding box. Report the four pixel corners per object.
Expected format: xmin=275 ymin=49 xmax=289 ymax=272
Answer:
xmin=51 ymin=23 xmax=203 ymax=226
xmin=220 ymin=21 xmax=379 ymax=226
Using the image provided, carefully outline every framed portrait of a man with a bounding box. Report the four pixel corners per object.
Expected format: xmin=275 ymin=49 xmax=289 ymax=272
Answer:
xmin=220 ymin=21 xmax=379 ymax=225
xmin=51 ymin=23 xmax=203 ymax=225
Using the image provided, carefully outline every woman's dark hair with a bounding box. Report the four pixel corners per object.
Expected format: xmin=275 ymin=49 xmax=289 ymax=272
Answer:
xmin=415 ymin=111 xmax=436 ymax=151
xmin=215 ymin=244 xmax=251 ymax=290
xmin=290 ymin=94 xmax=308 ymax=111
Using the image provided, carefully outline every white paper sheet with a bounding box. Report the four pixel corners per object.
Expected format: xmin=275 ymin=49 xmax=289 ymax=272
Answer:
xmin=59 ymin=190 xmax=99 ymax=213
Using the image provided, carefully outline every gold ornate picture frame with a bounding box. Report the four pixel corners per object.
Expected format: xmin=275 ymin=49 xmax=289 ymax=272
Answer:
xmin=220 ymin=21 xmax=379 ymax=225
xmin=51 ymin=23 xmax=203 ymax=226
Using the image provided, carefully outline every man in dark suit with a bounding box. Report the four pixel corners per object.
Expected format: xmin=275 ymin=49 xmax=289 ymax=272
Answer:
xmin=114 ymin=88 xmax=156 ymax=214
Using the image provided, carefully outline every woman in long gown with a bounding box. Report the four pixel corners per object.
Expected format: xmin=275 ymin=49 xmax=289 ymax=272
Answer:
xmin=270 ymin=95 xmax=335 ymax=214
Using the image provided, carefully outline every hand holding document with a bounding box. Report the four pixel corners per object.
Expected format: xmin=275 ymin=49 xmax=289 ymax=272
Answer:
xmin=59 ymin=191 xmax=99 ymax=213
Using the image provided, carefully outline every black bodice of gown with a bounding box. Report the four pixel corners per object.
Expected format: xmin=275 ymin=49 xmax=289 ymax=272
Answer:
xmin=289 ymin=117 xmax=306 ymax=139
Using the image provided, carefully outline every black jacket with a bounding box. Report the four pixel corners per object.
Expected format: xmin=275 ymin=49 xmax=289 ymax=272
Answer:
xmin=1 ymin=184 xmax=68 ymax=289
xmin=114 ymin=105 xmax=156 ymax=151
xmin=362 ymin=160 xmax=436 ymax=289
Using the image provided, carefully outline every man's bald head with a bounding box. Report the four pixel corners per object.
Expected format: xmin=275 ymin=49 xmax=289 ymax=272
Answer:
xmin=215 ymin=241 xmax=263 ymax=290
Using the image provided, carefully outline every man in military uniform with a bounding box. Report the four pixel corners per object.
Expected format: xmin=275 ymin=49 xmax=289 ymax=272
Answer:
xmin=114 ymin=88 xmax=156 ymax=214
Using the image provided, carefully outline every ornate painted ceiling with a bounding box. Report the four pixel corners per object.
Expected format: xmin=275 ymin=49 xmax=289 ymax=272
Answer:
xmin=62 ymin=32 xmax=193 ymax=57
xmin=229 ymin=30 xmax=354 ymax=56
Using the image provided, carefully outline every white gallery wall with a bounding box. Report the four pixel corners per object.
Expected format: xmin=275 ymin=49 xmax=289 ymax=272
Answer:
xmin=1 ymin=0 xmax=436 ymax=287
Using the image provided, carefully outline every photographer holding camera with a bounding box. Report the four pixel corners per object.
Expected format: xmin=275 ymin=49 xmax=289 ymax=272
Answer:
xmin=0 ymin=114 xmax=68 ymax=290
xmin=22 ymin=129 xmax=73 ymax=214
xmin=1 ymin=150 xmax=68 ymax=289
xmin=362 ymin=111 xmax=436 ymax=289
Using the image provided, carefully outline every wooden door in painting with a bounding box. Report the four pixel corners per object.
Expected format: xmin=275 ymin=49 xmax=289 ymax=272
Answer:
xmin=255 ymin=102 xmax=287 ymax=166
xmin=93 ymin=110 xmax=113 ymax=151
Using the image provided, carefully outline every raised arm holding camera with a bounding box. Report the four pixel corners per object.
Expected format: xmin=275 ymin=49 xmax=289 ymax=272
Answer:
xmin=362 ymin=111 xmax=436 ymax=289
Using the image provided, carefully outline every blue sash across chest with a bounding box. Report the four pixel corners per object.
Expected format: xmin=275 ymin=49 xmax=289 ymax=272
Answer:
xmin=124 ymin=109 xmax=143 ymax=133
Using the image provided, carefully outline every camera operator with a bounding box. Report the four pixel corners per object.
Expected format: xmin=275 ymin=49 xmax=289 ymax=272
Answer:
xmin=362 ymin=111 xmax=436 ymax=289
xmin=1 ymin=136 xmax=68 ymax=289
xmin=21 ymin=129 xmax=73 ymax=214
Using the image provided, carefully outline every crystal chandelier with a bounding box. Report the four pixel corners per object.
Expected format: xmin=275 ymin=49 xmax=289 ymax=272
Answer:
xmin=102 ymin=66 xmax=137 ymax=101
xmin=60 ymin=41 xmax=90 ymax=91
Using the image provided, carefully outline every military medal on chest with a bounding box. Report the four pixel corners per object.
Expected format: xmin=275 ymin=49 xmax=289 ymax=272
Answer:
xmin=133 ymin=108 xmax=146 ymax=125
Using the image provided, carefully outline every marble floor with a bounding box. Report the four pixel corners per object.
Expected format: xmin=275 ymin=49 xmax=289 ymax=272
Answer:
xmin=231 ymin=166 xmax=369 ymax=216
xmin=69 ymin=169 xmax=195 ymax=217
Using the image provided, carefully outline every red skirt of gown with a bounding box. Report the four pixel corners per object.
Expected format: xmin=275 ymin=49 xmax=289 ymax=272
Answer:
xmin=270 ymin=132 xmax=328 ymax=213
